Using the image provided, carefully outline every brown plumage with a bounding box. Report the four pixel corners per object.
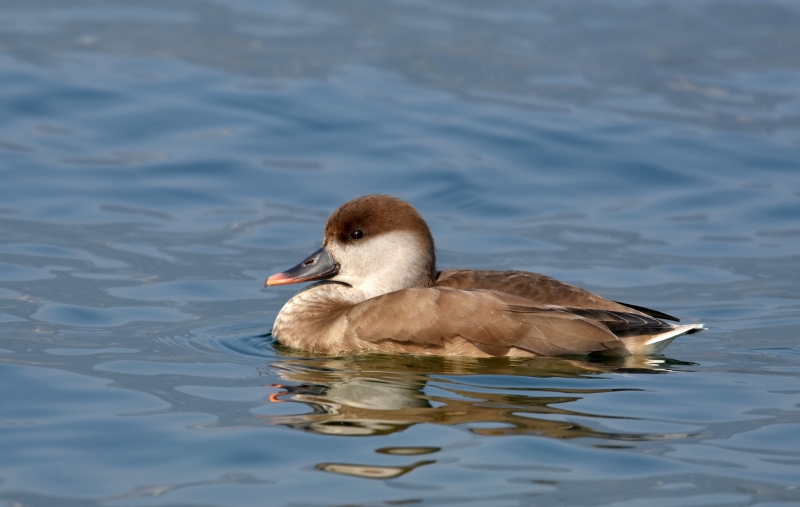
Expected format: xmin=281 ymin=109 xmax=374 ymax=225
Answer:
xmin=266 ymin=195 xmax=704 ymax=357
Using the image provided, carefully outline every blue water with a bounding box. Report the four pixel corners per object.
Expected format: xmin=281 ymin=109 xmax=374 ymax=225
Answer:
xmin=2 ymin=1 xmax=800 ymax=505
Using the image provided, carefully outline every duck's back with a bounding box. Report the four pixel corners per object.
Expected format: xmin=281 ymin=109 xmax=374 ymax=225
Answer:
xmin=435 ymin=269 xmax=640 ymax=314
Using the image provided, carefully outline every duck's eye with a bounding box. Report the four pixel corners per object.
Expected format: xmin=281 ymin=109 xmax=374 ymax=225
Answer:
xmin=349 ymin=230 xmax=364 ymax=240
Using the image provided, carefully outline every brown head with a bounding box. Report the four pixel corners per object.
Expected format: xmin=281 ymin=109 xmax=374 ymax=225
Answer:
xmin=266 ymin=195 xmax=436 ymax=298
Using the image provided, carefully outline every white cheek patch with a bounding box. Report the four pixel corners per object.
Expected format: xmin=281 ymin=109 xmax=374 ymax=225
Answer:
xmin=329 ymin=231 xmax=429 ymax=299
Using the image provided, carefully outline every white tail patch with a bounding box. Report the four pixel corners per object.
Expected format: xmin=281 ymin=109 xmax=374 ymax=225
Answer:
xmin=622 ymin=324 xmax=706 ymax=355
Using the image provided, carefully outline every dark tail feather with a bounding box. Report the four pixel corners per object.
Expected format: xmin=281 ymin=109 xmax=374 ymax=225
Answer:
xmin=613 ymin=301 xmax=680 ymax=322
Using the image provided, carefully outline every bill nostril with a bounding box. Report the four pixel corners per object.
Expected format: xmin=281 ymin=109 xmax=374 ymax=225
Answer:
xmin=304 ymin=258 xmax=317 ymax=266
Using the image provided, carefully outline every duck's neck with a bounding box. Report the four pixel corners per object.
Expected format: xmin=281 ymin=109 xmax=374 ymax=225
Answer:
xmin=302 ymin=281 xmax=371 ymax=306
xmin=353 ymin=267 xmax=433 ymax=301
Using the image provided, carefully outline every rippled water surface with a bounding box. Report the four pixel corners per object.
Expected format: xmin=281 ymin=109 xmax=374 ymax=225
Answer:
xmin=2 ymin=1 xmax=800 ymax=505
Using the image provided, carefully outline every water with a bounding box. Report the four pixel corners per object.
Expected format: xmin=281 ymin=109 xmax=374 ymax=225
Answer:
xmin=1 ymin=1 xmax=800 ymax=505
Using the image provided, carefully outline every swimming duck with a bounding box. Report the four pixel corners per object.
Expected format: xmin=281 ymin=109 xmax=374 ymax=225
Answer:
xmin=265 ymin=195 xmax=704 ymax=357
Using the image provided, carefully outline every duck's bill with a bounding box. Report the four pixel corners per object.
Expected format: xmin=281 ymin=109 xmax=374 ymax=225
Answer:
xmin=265 ymin=246 xmax=339 ymax=287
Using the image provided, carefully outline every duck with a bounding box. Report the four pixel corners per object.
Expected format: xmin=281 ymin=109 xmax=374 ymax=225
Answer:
xmin=265 ymin=195 xmax=705 ymax=357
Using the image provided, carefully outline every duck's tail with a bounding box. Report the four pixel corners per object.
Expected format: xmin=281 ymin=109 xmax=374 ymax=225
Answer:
xmin=616 ymin=323 xmax=705 ymax=356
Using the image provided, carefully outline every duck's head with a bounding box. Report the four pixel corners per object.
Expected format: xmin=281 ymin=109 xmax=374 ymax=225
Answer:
xmin=265 ymin=195 xmax=436 ymax=298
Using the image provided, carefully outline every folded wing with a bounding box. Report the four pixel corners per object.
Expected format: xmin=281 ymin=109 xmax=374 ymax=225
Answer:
xmin=334 ymin=287 xmax=627 ymax=356
xmin=436 ymin=269 xmax=679 ymax=321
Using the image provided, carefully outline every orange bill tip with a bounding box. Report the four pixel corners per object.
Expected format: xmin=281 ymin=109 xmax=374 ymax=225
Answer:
xmin=265 ymin=272 xmax=298 ymax=287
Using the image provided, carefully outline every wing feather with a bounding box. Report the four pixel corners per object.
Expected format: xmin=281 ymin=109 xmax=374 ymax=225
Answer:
xmin=436 ymin=270 xmax=648 ymax=315
xmin=336 ymin=288 xmax=624 ymax=356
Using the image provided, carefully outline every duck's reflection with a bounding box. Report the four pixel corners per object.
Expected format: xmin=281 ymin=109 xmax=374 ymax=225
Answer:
xmin=315 ymin=459 xmax=436 ymax=480
xmin=262 ymin=351 xmax=689 ymax=441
